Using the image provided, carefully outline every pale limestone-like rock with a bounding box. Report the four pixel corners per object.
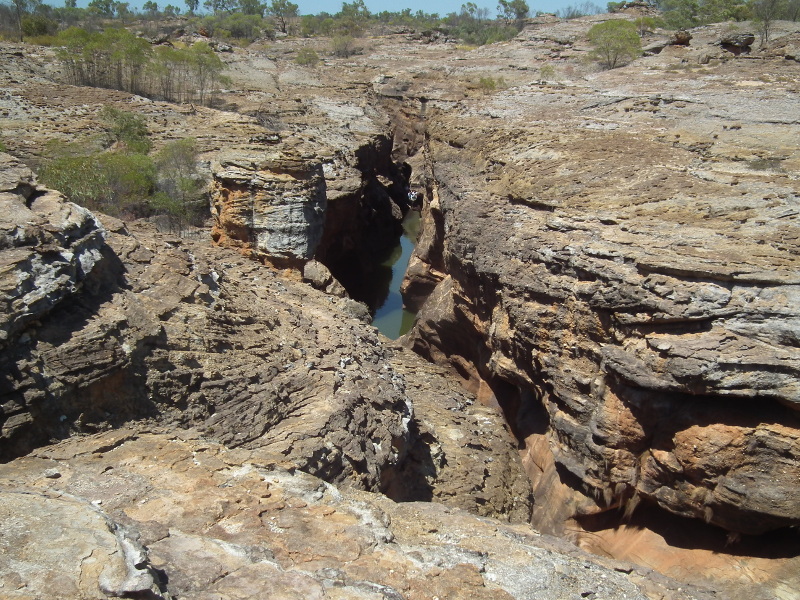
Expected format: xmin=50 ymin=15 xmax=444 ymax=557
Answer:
xmin=0 ymin=488 xmax=164 ymax=599
xmin=0 ymin=154 xmax=106 ymax=349
xmin=0 ymin=431 xmax=712 ymax=600
xmin=210 ymin=153 xmax=327 ymax=263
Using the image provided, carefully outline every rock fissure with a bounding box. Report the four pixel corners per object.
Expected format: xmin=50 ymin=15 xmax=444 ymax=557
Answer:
xmin=2 ymin=17 xmax=800 ymax=599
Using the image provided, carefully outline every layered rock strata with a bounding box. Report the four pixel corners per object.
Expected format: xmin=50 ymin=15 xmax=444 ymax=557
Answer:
xmin=401 ymin=24 xmax=800 ymax=553
xmin=208 ymin=133 xmax=411 ymax=300
xmin=0 ymin=429 xmax=713 ymax=600
xmin=0 ymin=154 xmax=530 ymax=522
xmin=210 ymin=152 xmax=327 ymax=265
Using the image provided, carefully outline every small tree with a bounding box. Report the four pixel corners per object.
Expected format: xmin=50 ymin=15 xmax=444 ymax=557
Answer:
xmin=268 ymin=0 xmax=297 ymax=32
xmin=634 ymin=16 xmax=658 ymax=35
xmin=557 ymin=1 xmax=602 ymax=18
xmin=497 ymin=0 xmax=529 ymax=23
xmin=750 ymin=0 xmax=785 ymax=44
xmin=154 ymin=138 xmax=205 ymax=226
xmin=10 ymin=0 xmax=28 ymax=41
xmin=239 ymin=0 xmax=265 ymax=16
xmin=142 ymin=0 xmax=159 ymax=18
xmin=587 ymin=19 xmax=641 ymax=68
xmin=188 ymin=42 xmax=228 ymax=105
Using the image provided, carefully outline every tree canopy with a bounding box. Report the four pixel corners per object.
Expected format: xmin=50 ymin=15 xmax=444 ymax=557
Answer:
xmin=587 ymin=19 xmax=641 ymax=68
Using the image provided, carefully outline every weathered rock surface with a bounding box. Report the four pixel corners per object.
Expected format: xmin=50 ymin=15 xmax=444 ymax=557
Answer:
xmin=719 ymin=31 xmax=755 ymax=54
xmin=0 ymin=154 xmax=106 ymax=350
xmin=397 ymin=17 xmax=800 ymax=596
xmin=0 ymin=488 xmax=166 ymax=599
xmin=210 ymin=152 xmax=327 ymax=264
xmin=0 ymin=154 xmax=531 ymax=523
xmin=0 ymin=430 xmax=713 ymax=600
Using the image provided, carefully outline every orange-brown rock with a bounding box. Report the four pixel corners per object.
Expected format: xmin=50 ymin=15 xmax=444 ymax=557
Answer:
xmin=400 ymin=13 xmax=800 ymax=551
xmin=0 ymin=430 xmax=713 ymax=600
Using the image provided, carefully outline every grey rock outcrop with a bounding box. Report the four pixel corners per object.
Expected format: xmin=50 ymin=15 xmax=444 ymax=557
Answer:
xmin=0 ymin=154 xmax=106 ymax=349
xmin=210 ymin=152 xmax=327 ymax=265
xmin=0 ymin=431 xmax=713 ymax=600
xmin=719 ymin=32 xmax=755 ymax=54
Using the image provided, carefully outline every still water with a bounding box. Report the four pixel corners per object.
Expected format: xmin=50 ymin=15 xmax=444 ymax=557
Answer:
xmin=371 ymin=211 xmax=420 ymax=339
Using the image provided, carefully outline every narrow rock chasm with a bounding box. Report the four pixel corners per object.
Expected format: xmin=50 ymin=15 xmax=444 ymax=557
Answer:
xmin=319 ymin=160 xmax=421 ymax=339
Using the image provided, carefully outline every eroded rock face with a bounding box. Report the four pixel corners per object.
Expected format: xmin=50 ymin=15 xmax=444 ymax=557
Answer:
xmin=0 ymin=157 xmax=530 ymax=523
xmin=0 ymin=430 xmax=712 ymax=600
xmin=210 ymin=152 xmax=327 ymax=265
xmin=401 ymin=30 xmax=800 ymax=545
xmin=0 ymin=155 xmax=106 ymax=349
xmin=209 ymin=133 xmax=410 ymax=294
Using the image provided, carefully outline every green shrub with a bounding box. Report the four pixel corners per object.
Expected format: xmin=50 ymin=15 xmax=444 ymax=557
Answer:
xmin=539 ymin=64 xmax=556 ymax=80
xmin=101 ymin=106 xmax=152 ymax=154
xmin=39 ymin=143 xmax=156 ymax=216
xmin=634 ymin=16 xmax=658 ymax=35
xmin=22 ymin=15 xmax=58 ymax=37
xmin=330 ymin=34 xmax=355 ymax=57
xmin=477 ymin=75 xmax=506 ymax=92
xmin=38 ymin=134 xmax=206 ymax=222
xmin=587 ymin=19 xmax=641 ymax=69
xmin=295 ymin=47 xmax=320 ymax=65
xmin=658 ymin=0 xmax=751 ymax=29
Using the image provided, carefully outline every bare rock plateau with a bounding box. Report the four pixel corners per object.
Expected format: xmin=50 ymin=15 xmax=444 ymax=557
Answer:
xmin=1 ymin=12 xmax=799 ymax=600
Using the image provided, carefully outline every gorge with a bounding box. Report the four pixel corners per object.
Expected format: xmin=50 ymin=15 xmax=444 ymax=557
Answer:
xmin=1 ymin=7 xmax=799 ymax=600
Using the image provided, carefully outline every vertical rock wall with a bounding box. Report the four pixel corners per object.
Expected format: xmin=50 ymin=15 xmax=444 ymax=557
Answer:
xmin=210 ymin=152 xmax=327 ymax=266
xmin=402 ymin=106 xmax=800 ymax=541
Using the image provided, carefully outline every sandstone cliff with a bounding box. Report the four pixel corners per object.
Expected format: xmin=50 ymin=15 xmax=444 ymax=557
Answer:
xmin=397 ymin=17 xmax=800 ymax=598
xmin=0 ymin=154 xmax=532 ymax=522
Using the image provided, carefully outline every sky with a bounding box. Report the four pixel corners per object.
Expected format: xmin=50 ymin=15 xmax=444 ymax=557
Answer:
xmin=61 ymin=0 xmax=593 ymax=18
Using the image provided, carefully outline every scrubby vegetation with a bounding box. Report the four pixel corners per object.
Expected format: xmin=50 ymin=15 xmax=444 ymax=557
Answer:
xmin=557 ymin=2 xmax=602 ymax=19
xmin=1 ymin=0 xmax=535 ymax=48
xmin=476 ymin=75 xmax=506 ymax=91
xmin=606 ymin=0 xmax=800 ymax=30
xmin=294 ymin=46 xmax=319 ymax=65
xmin=38 ymin=107 xmax=206 ymax=227
xmin=55 ymin=28 xmax=228 ymax=105
xmin=587 ymin=19 xmax=641 ymax=68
